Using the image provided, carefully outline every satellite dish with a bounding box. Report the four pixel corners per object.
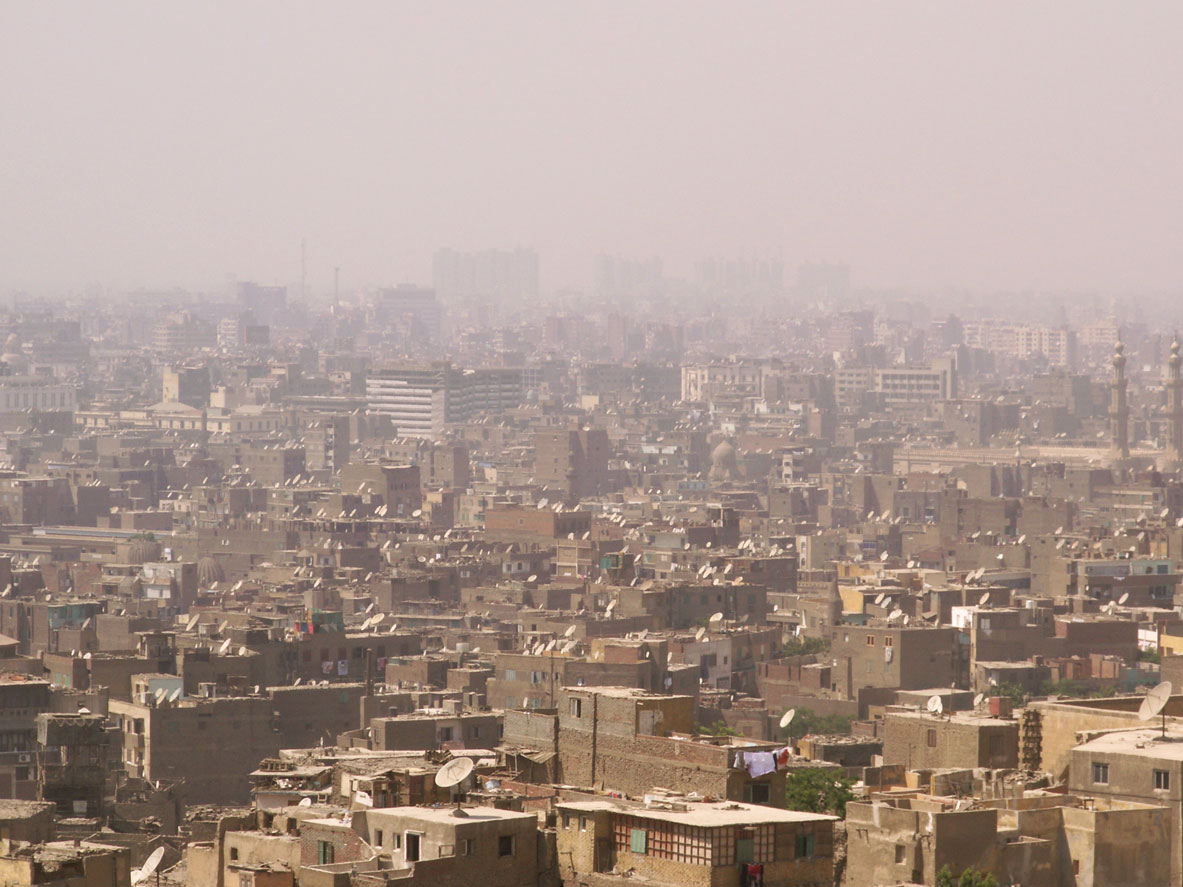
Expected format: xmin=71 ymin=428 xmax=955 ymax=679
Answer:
xmin=974 ymin=692 xmax=985 ymax=708
xmin=154 ymin=688 xmax=166 ymax=702
xmin=1119 ymin=592 xmax=1130 ymax=605
xmin=298 ymin=797 xmax=313 ymax=807
xmin=880 ymin=551 xmax=889 ymax=562
xmin=293 ymin=677 xmax=302 ymax=686
xmin=779 ymin=708 xmax=796 ymax=729
xmin=218 ymin=639 xmax=231 ymax=654
xmin=238 ymin=646 xmax=248 ymax=656
xmin=887 ymin=609 xmax=903 ymax=622
xmin=185 ymin=614 xmax=200 ymax=631
xmin=926 ymin=695 xmax=944 ymax=716
xmin=412 ymin=509 xmax=422 ymax=518
xmin=564 ymin=625 xmax=577 ymax=638
xmin=709 ymin=612 xmax=724 ymax=627
xmin=132 ymin=848 xmax=166 ymax=887
xmin=527 ymin=574 xmax=537 ymax=583
xmin=695 ymin=627 xmax=706 ymax=642
xmin=979 ymin=592 xmax=991 ymax=607
xmin=1139 ymin=681 xmax=1173 ymax=724
xmin=874 ymin=593 xmax=886 ymax=606
xmin=435 ymin=757 xmax=475 ymax=816
xmin=1017 ymin=534 xmax=1026 ymax=544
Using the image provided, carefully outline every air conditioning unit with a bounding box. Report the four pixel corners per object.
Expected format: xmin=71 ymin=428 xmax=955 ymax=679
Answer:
xmin=18 ymin=754 xmax=30 ymax=763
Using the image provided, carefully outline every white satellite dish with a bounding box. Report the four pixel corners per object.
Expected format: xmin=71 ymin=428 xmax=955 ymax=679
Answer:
xmin=564 ymin=625 xmax=577 ymax=638
xmin=874 ymin=593 xmax=886 ymax=606
xmin=218 ymin=639 xmax=231 ymax=654
xmin=154 ymin=688 xmax=166 ymax=702
xmin=434 ymin=757 xmax=475 ymax=816
xmin=412 ymin=509 xmax=422 ymax=518
xmin=979 ymin=592 xmax=991 ymax=607
xmin=1139 ymin=681 xmax=1173 ymax=726
xmin=132 ymin=847 xmax=166 ymax=887
xmin=527 ymin=574 xmax=537 ymax=583
xmin=1119 ymin=592 xmax=1130 ymax=605
xmin=238 ymin=646 xmax=248 ymax=656
xmin=709 ymin=612 xmax=724 ymax=627
xmin=926 ymin=695 xmax=944 ymax=716
xmin=779 ymin=708 xmax=796 ymax=729
xmin=169 ymin=688 xmax=181 ymax=702
xmin=695 ymin=627 xmax=706 ymax=642
xmin=973 ymin=692 xmax=985 ymax=708
xmin=1017 ymin=534 xmax=1026 ymax=544
xmin=298 ymin=796 xmax=313 ymax=807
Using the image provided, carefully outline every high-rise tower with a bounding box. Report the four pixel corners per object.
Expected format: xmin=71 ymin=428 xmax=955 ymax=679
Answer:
xmin=1110 ymin=340 xmax=1130 ymax=461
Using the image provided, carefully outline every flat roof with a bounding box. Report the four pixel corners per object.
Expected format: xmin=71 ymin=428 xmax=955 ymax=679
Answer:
xmin=557 ymin=800 xmax=835 ymax=825
xmin=367 ymin=805 xmax=535 ymax=824
xmin=1074 ymin=730 xmax=1183 ymax=761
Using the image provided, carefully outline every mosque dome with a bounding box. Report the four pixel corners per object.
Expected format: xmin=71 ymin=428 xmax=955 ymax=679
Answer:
xmin=197 ymin=556 xmax=225 ymax=586
xmin=126 ymin=538 xmax=162 ymax=565
xmin=708 ymin=439 xmax=740 ymax=483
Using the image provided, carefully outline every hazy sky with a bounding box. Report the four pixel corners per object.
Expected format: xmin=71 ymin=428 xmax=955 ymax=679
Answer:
xmin=3 ymin=2 xmax=1182 ymax=296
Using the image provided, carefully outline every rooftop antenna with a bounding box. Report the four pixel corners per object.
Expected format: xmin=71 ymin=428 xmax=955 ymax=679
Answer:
xmin=434 ymin=757 xmax=475 ymax=817
xmin=1139 ymin=680 xmax=1173 ymax=738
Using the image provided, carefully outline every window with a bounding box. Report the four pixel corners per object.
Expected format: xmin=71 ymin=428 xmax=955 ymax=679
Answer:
xmin=562 ymin=813 xmax=571 ymax=829
xmin=866 ymin=635 xmax=876 ymax=646
xmin=629 ymin=829 xmax=647 ymax=854
xmin=460 ymin=839 xmax=472 ymax=856
xmin=927 ymin=729 xmax=937 ymax=748
xmin=745 ymin=782 xmax=771 ymax=804
xmin=895 ymin=844 xmax=906 ymax=864
xmin=570 ymin=697 xmax=583 ymax=718
xmin=406 ymin=833 xmax=420 ymax=862
xmin=230 ymin=848 xmax=239 ymax=861
xmin=1155 ymin=770 xmax=1170 ymax=791
xmin=1093 ymin=763 xmax=1109 ymax=784
xmin=317 ymin=841 xmax=334 ymax=865
xmin=795 ymin=835 xmax=815 ymax=859
xmin=884 ymin=636 xmax=893 ymax=647
xmin=580 ymin=816 xmax=588 ymax=832
xmin=375 ymin=830 xmax=383 ymax=848
xmin=499 ymin=835 xmax=516 ymax=857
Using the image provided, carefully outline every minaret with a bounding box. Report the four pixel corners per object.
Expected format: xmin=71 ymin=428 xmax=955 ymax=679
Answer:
xmin=1110 ymin=340 xmax=1130 ymax=461
xmin=1166 ymin=337 xmax=1183 ymax=464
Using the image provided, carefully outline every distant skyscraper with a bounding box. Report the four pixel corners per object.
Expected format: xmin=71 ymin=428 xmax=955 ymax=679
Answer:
xmin=594 ymin=254 xmax=663 ymax=299
xmin=433 ymin=248 xmax=539 ymax=302
xmin=371 ymin=286 xmax=443 ymax=341
xmin=797 ymin=262 xmax=850 ymax=300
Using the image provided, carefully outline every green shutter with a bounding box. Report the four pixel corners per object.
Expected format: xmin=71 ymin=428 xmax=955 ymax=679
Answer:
xmin=737 ymin=838 xmax=755 ymax=864
xmin=630 ymin=828 xmax=647 ymax=854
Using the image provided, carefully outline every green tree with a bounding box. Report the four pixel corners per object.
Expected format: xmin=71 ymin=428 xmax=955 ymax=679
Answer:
xmin=784 ymin=707 xmax=854 ymax=742
xmin=992 ymin=681 xmax=1028 ymax=709
xmin=936 ymin=865 xmax=998 ymax=887
xmin=781 ymin=636 xmax=830 ymax=658
xmin=1139 ymin=649 xmax=1162 ymax=665
xmin=784 ymin=767 xmax=855 ymax=816
xmin=694 ymin=720 xmax=740 ymax=737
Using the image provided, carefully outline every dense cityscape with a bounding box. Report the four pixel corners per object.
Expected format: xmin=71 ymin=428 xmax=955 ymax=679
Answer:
xmin=0 ymin=269 xmax=1179 ymax=887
